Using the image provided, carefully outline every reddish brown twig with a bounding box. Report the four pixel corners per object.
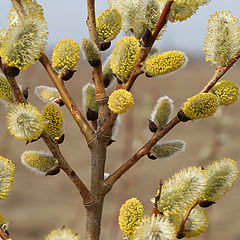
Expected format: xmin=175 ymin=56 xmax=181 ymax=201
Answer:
xmin=152 ymin=180 xmax=164 ymax=216
xmin=0 ymin=227 xmax=9 ymax=240
xmin=177 ymin=201 xmax=199 ymax=238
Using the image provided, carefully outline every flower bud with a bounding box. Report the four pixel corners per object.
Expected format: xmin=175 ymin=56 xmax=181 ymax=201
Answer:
xmin=201 ymin=158 xmax=239 ymax=202
xmin=46 ymin=227 xmax=80 ymax=240
xmin=149 ymin=140 xmax=185 ymax=159
xmin=119 ymin=198 xmax=144 ymax=240
xmin=1 ymin=16 xmax=48 ymax=71
xmin=2 ymin=64 xmax=20 ymax=77
xmin=35 ymin=85 xmax=61 ymax=104
xmin=204 ymin=11 xmax=240 ymax=66
xmin=7 ymin=103 xmax=44 ymax=142
xmin=102 ymin=55 xmax=114 ymax=88
xmin=108 ymin=89 xmax=134 ymax=114
xmin=150 ymin=96 xmax=174 ymax=130
xmin=80 ymin=38 xmax=101 ymax=67
xmin=21 ymin=150 xmax=59 ymax=176
xmin=0 ymin=156 xmax=15 ymax=200
xmin=42 ymin=103 xmax=64 ymax=141
xmin=210 ymin=80 xmax=239 ymax=106
xmin=61 ymin=69 xmax=76 ymax=81
xmin=96 ymin=9 xmax=122 ymax=42
xmin=144 ymin=51 xmax=188 ymax=77
xmin=182 ymin=93 xmax=218 ymax=120
xmin=82 ymin=83 xmax=98 ymax=115
xmin=52 ymin=39 xmax=80 ymax=73
xmin=110 ymin=36 xmax=140 ymax=83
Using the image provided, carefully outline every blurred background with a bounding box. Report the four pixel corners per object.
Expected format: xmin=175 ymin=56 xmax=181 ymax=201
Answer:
xmin=0 ymin=1 xmax=240 ymax=240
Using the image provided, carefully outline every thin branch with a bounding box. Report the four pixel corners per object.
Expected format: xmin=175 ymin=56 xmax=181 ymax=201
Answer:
xmin=39 ymin=53 xmax=95 ymax=143
xmin=105 ymin=116 xmax=180 ymax=187
xmin=86 ymin=0 xmax=100 ymax=48
xmin=105 ymin=49 xmax=240 ymax=189
xmin=201 ymin=50 xmax=240 ymax=93
xmin=100 ymin=0 xmax=173 ymax=136
xmin=0 ymin=61 xmax=93 ymax=205
xmin=152 ymin=180 xmax=163 ymax=216
xmin=11 ymin=0 xmax=94 ymax=143
xmin=177 ymin=201 xmax=199 ymax=238
xmin=0 ymin=227 xmax=9 ymax=240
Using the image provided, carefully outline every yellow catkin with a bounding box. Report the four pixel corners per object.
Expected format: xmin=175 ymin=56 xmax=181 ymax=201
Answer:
xmin=108 ymin=89 xmax=134 ymax=114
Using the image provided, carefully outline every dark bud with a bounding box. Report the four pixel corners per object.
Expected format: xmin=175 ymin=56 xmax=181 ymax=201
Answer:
xmin=54 ymin=98 xmax=65 ymax=107
xmin=177 ymin=109 xmax=191 ymax=122
xmin=22 ymin=87 xmax=29 ymax=100
xmin=61 ymin=70 xmax=76 ymax=81
xmin=26 ymin=134 xmax=42 ymax=145
xmin=107 ymin=139 xmax=116 ymax=146
xmin=2 ymin=64 xmax=20 ymax=77
xmin=199 ymin=200 xmax=216 ymax=208
xmin=142 ymin=28 xmax=152 ymax=47
xmin=87 ymin=108 xmax=98 ymax=121
xmin=103 ymin=74 xmax=110 ymax=88
xmin=117 ymin=77 xmax=123 ymax=84
xmin=46 ymin=166 xmax=60 ymax=176
xmin=100 ymin=41 xmax=111 ymax=51
xmin=130 ymin=28 xmax=134 ymax=34
xmin=56 ymin=133 xmax=65 ymax=144
xmin=89 ymin=59 xmax=101 ymax=67
xmin=147 ymin=153 xmax=157 ymax=160
xmin=149 ymin=119 xmax=158 ymax=132
xmin=145 ymin=72 xmax=153 ymax=78
xmin=177 ymin=232 xmax=185 ymax=239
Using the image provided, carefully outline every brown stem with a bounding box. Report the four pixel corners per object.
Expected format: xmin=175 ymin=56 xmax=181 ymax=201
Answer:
xmin=177 ymin=201 xmax=199 ymax=238
xmin=11 ymin=0 xmax=25 ymax=20
xmin=0 ymin=60 xmax=93 ymax=204
xmin=39 ymin=53 xmax=95 ymax=143
xmin=201 ymin=50 xmax=240 ymax=93
xmin=100 ymin=0 xmax=173 ymax=137
xmin=105 ymin=116 xmax=180 ymax=187
xmin=86 ymin=0 xmax=100 ymax=48
xmin=0 ymin=228 xmax=9 ymax=240
xmin=152 ymin=180 xmax=163 ymax=216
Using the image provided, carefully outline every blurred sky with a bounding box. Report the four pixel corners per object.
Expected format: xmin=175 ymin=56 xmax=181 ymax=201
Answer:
xmin=0 ymin=0 xmax=240 ymax=54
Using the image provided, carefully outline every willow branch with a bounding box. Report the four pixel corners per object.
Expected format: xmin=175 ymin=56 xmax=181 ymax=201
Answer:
xmin=0 ymin=60 xmax=93 ymax=204
xmin=177 ymin=201 xmax=199 ymax=238
xmin=39 ymin=53 xmax=95 ymax=142
xmin=0 ymin=228 xmax=9 ymax=240
xmin=86 ymin=0 xmax=100 ymax=48
xmin=201 ymin=50 xmax=240 ymax=93
xmin=100 ymin=0 xmax=173 ymax=136
xmin=105 ymin=50 xmax=240 ymax=189
xmin=11 ymin=0 xmax=94 ymax=143
xmin=104 ymin=116 xmax=180 ymax=187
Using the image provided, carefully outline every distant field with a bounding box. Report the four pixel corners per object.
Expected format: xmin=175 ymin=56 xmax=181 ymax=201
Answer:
xmin=0 ymin=56 xmax=240 ymax=240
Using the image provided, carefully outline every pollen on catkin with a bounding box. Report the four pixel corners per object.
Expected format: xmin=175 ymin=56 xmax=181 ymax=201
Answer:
xmin=0 ymin=73 xmax=17 ymax=105
xmin=42 ymin=103 xmax=64 ymax=141
xmin=183 ymin=206 xmax=209 ymax=238
xmin=173 ymin=0 xmax=210 ymax=7
xmin=210 ymin=80 xmax=239 ymax=106
xmin=156 ymin=167 xmax=206 ymax=215
xmin=96 ymin=9 xmax=122 ymax=42
xmin=149 ymin=140 xmax=186 ymax=159
xmin=182 ymin=93 xmax=218 ymax=120
xmin=21 ymin=151 xmax=59 ymax=176
xmin=202 ymin=158 xmax=239 ymax=202
xmin=109 ymin=0 xmax=141 ymax=32
xmin=7 ymin=103 xmax=44 ymax=142
xmin=204 ymin=11 xmax=240 ymax=66
xmin=0 ymin=156 xmax=15 ymax=200
xmin=45 ymin=227 xmax=80 ymax=240
xmin=119 ymin=198 xmax=144 ymax=240
xmin=8 ymin=0 xmax=44 ymax=27
xmin=35 ymin=85 xmax=61 ymax=103
xmin=110 ymin=36 xmax=140 ymax=82
xmin=108 ymin=89 xmax=134 ymax=114
xmin=135 ymin=215 xmax=176 ymax=240
xmin=0 ymin=16 xmax=48 ymax=71
xmin=52 ymin=39 xmax=80 ymax=73
xmin=0 ymin=213 xmax=6 ymax=226
xmin=150 ymin=96 xmax=174 ymax=130
xmin=144 ymin=51 xmax=188 ymax=77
